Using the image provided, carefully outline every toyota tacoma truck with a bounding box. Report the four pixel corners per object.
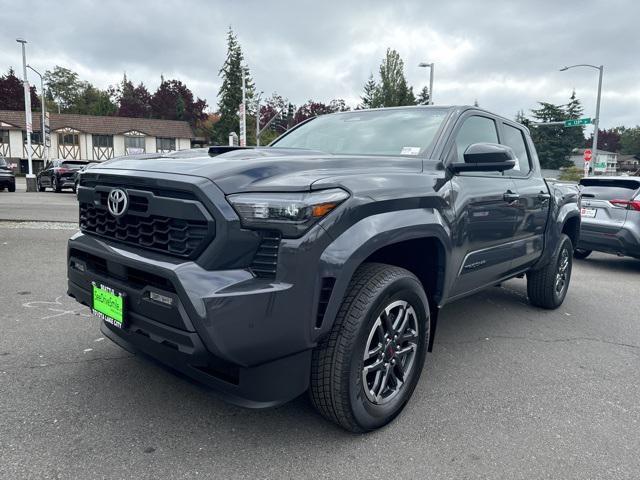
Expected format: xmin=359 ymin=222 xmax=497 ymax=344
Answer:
xmin=67 ymin=106 xmax=580 ymax=432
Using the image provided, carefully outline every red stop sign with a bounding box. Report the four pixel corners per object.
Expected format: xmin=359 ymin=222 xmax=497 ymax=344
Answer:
xmin=584 ymin=149 xmax=592 ymax=162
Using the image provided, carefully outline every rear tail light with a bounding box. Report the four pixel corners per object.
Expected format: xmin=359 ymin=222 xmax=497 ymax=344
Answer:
xmin=57 ymin=167 xmax=70 ymax=173
xmin=610 ymin=199 xmax=640 ymax=211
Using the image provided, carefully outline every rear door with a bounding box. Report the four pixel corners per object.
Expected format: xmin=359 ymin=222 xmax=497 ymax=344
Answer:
xmin=500 ymin=122 xmax=550 ymax=270
xmin=579 ymin=178 xmax=640 ymax=234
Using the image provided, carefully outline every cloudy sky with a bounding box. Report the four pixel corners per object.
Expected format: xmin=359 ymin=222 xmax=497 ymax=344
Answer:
xmin=1 ymin=0 xmax=638 ymax=130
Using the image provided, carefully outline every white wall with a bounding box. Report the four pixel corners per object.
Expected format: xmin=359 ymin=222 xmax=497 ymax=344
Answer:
xmin=8 ymin=130 xmax=22 ymax=158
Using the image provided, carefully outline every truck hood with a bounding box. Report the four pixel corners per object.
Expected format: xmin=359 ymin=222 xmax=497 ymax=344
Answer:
xmin=94 ymin=148 xmax=423 ymax=194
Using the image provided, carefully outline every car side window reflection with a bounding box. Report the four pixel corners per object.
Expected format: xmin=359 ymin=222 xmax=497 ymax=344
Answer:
xmin=452 ymin=116 xmax=502 ymax=176
xmin=501 ymin=123 xmax=531 ymax=175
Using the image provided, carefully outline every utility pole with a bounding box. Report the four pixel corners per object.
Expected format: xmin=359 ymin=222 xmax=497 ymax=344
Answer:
xmin=239 ymin=69 xmax=247 ymax=147
xmin=418 ymin=62 xmax=435 ymax=104
xmin=17 ymin=38 xmax=36 ymax=191
xmin=560 ymin=64 xmax=604 ymax=176
xmin=27 ymin=65 xmax=48 ymax=163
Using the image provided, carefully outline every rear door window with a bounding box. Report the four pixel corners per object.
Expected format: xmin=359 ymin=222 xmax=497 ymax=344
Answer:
xmin=501 ymin=123 xmax=531 ymax=175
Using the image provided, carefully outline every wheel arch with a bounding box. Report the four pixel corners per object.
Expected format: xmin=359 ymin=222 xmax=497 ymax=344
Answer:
xmin=315 ymin=210 xmax=451 ymax=342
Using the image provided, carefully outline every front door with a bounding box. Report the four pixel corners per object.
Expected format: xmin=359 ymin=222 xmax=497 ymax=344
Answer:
xmin=446 ymin=114 xmax=521 ymax=297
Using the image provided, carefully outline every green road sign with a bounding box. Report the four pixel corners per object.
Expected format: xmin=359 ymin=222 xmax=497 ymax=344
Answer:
xmin=564 ymin=117 xmax=592 ymax=127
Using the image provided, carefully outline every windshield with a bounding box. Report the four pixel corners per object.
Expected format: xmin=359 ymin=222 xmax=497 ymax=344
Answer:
xmin=272 ymin=107 xmax=449 ymax=156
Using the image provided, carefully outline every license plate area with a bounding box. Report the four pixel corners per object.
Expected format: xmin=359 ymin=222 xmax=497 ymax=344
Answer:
xmin=581 ymin=207 xmax=597 ymax=218
xmin=92 ymin=282 xmax=125 ymax=328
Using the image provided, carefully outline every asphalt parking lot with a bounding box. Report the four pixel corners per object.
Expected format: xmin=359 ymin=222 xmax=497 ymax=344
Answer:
xmin=1 ymin=185 xmax=639 ymax=479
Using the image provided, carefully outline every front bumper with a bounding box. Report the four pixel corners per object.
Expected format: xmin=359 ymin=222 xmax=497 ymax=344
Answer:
xmin=67 ymin=228 xmax=330 ymax=407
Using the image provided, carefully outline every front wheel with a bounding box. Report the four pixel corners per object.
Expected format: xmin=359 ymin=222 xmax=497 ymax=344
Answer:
xmin=37 ymin=178 xmax=45 ymax=192
xmin=574 ymin=248 xmax=592 ymax=259
xmin=527 ymin=233 xmax=573 ymax=309
xmin=310 ymin=263 xmax=429 ymax=432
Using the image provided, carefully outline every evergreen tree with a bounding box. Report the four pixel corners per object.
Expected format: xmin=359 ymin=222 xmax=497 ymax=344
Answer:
xmin=360 ymin=74 xmax=379 ymax=108
xmin=529 ymin=102 xmax=573 ymax=169
xmin=377 ymin=49 xmax=416 ymax=107
xmin=213 ymin=27 xmax=255 ymax=144
xmin=417 ymin=86 xmax=430 ymax=105
xmin=0 ymin=68 xmax=39 ymax=111
xmin=565 ymin=90 xmax=585 ymax=151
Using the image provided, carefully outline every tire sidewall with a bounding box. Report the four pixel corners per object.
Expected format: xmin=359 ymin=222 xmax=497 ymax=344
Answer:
xmin=553 ymin=236 xmax=573 ymax=305
xmin=347 ymin=276 xmax=429 ymax=431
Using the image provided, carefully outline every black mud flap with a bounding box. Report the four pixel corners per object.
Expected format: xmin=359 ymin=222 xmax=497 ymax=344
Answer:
xmin=428 ymin=305 xmax=439 ymax=352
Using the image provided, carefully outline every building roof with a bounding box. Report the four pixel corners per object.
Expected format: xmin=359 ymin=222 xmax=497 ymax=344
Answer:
xmin=0 ymin=110 xmax=194 ymax=139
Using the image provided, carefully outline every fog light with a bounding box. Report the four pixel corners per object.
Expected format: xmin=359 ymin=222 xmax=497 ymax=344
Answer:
xmin=149 ymin=291 xmax=173 ymax=306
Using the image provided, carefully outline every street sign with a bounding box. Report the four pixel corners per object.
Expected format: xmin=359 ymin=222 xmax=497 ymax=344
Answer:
xmin=564 ymin=117 xmax=592 ymax=127
xmin=584 ymin=149 xmax=592 ymax=162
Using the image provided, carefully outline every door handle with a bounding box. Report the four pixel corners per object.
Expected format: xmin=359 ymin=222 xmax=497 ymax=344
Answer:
xmin=503 ymin=191 xmax=520 ymax=203
xmin=538 ymin=192 xmax=551 ymax=203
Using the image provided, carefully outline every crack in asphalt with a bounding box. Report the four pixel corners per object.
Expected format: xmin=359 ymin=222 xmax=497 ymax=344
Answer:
xmin=1 ymin=354 xmax=133 ymax=372
xmin=439 ymin=335 xmax=640 ymax=353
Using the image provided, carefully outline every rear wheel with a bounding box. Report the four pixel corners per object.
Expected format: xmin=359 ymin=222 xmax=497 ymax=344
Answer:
xmin=52 ymin=176 xmax=61 ymax=193
xmin=574 ymin=248 xmax=592 ymax=259
xmin=310 ymin=263 xmax=429 ymax=432
xmin=8 ymin=183 xmax=15 ymax=192
xmin=527 ymin=234 xmax=573 ymax=309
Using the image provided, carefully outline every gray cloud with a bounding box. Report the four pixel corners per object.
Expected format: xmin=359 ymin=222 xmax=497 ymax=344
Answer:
xmin=1 ymin=0 xmax=638 ymax=129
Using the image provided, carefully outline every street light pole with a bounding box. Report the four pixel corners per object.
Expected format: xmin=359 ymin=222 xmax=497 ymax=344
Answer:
xmin=17 ymin=38 xmax=36 ymax=191
xmin=27 ymin=65 xmax=48 ymax=163
xmin=560 ymin=64 xmax=604 ymax=176
xmin=418 ymin=62 xmax=435 ymax=105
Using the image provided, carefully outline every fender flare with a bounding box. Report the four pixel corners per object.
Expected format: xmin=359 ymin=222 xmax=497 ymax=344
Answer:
xmin=313 ymin=208 xmax=452 ymax=340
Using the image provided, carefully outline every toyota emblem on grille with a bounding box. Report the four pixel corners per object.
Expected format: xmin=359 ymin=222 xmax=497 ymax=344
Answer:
xmin=107 ymin=188 xmax=128 ymax=217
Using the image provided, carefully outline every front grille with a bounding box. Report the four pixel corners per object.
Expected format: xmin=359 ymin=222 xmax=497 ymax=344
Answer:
xmin=80 ymin=202 xmax=210 ymax=258
xmin=250 ymin=231 xmax=281 ymax=278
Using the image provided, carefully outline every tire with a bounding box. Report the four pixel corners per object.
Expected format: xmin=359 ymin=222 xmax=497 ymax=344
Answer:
xmin=574 ymin=248 xmax=592 ymax=260
xmin=37 ymin=179 xmax=45 ymax=192
xmin=53 ymin=176 xmax=61 ymax=193
xmin=310 ymin=263 xmax=430 ymax=433
xmin=8 ymin=183 xmax=15 ymax=192
xmin=527 ymin=233 xmax=573 ymax=309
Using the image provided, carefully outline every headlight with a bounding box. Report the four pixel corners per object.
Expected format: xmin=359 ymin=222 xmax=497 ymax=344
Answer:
xmin=227 ymin=188 xmax=349 ymax=237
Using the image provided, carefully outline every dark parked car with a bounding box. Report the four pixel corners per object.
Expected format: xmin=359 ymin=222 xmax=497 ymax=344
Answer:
xmin=575 ymin=177 xmax=640 ymax=259
xmin=0 ymin=155 xmax=16 ymax=192
xmin=37 ymin=159 xmax=88 ymax=192
xmin=67 ymin=106 xmax=580 ymax=432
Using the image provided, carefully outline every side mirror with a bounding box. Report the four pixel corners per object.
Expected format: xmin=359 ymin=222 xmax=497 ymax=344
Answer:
xmin=450 ymin=143 xmax=517 ymax=173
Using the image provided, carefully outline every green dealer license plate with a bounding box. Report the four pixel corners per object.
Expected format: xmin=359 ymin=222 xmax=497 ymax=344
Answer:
xmin=92 ymin=283 xmax=125 ymax=328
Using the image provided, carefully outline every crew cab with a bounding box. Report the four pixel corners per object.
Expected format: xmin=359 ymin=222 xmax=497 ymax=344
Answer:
xmin=67 ymin=106 xmax=580 ymax=432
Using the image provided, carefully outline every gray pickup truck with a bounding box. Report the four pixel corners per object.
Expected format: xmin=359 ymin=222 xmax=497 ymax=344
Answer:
xmin=67 ymin=106 xmax=580 ymax=432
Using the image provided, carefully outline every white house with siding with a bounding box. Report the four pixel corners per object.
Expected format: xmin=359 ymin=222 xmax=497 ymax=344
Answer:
xmin=0 ymin=110 xmax=194 ymax=173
